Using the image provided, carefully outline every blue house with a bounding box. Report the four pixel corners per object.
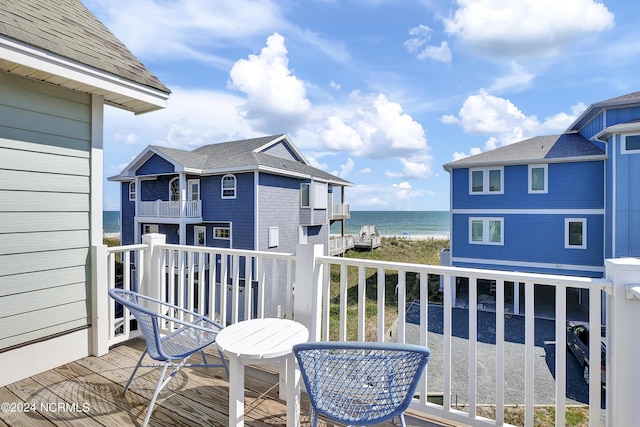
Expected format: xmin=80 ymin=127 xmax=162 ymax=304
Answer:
xmin=109 ymin=134 xmax=351 ymax=255
xmin=444 ymin=91 xmax=640 ymax=312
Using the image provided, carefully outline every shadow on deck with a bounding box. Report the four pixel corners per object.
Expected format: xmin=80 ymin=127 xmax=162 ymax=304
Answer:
xmin=0 ymin=338 xmax=457 ymax=427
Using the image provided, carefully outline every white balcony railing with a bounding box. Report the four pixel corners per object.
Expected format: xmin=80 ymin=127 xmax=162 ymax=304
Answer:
xmin=332 ymin=203 xmax=350 ymax=219
xmin=104 ymin=236 xmax=640 ymax=427
xmin=137 ymin=200 xmax=201 ymax=218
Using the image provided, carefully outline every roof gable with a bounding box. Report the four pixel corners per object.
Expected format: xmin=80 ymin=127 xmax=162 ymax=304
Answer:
xmin=109 ymin=135 xmax=351 ymax=185
xmin=567 ymin=91 xmax=640 ymax=132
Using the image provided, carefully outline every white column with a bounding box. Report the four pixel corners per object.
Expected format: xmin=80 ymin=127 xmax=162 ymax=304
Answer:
xmin=90 ymin=243 xmax=109 ymax=356
xmin=294 ymin=243 xmax=324 ymax=341
xmin=141 ymin=233 xmax=166 ymax=301
xmin=605 ymin=257 xmax=640 ymax=427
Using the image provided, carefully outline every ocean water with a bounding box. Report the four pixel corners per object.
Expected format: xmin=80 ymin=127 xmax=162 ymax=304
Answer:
xmin=103 ymin=211 xmax=120 ymax=233
xmin=331 ymin=211 xmax=450 ymax=239
xmin=103 ymin=210 xmax=450 ymax=239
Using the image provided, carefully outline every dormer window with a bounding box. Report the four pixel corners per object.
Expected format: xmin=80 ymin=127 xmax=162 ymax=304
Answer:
xmin=222 ymin=175 xmax=236 ymax=199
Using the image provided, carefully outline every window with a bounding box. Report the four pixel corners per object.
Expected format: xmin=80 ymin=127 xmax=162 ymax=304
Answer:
xmin=469 ymin=167 xmax=503 ymax=194
xmin=169 ymin=178 xmax=179 ymax=201
xmin=222 ymin=175 xmax=236 ymax=198
xmin=268 ymin=227 xmax=279 ymax=248
xmin=142 ymin=224 xmax=158 ymax=234
xmin=528 ymin=164 xmax=548 ymax=193
xmin=188 ymin=179 xmax=200 ymax=201
xmin=622 ymin=134 xmax=640 ymax=153
xmin=194 ymin=226 xmax=206 ymax=246
xmin=301 ymin=183 xmax=310 ymax=208
xmin=128 ymin=182 xmax=136 ymax=201
xmin=214 ymin=226 xmax=231 ymax=240
xmin=469 ymin=217 xmax=503 ymax=245
xmin=565 ymin=218 xmax=586 ymax=249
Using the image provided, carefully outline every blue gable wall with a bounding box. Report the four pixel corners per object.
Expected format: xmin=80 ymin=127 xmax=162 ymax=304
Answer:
xmin=201 ymin=172 xmax=255 ymax=250
xmin=137 ymin=153 xmax=174 ymax=175
xmin=121 ymin=182 xmax=135 ymax=245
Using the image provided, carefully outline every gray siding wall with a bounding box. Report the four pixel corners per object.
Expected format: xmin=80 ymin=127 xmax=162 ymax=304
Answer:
xmin=0 ymin=71 xmax=92 ymax=351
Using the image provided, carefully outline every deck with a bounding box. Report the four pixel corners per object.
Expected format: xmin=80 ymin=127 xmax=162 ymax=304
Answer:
xmin=0 ymin=338 xmax=455 ymax=427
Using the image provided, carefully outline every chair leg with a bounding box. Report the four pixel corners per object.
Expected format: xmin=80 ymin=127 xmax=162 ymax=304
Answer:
xmin=399 ymin=413 xmax=407 ymax=427
xmin=124 ymin=347 xmax=148 ymax=394
xmin=142 ymin=362 xmax=170 ymax=427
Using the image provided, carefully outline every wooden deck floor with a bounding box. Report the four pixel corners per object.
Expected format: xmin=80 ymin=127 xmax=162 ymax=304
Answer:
xmin=0 ymin=338 xmax=456 ymax=427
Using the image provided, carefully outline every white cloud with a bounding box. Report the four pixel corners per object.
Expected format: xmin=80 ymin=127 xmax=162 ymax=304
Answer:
xmin=419 ymin=41 xmax=452 ymax=63
xmin=444 ymin=91 xmax=585 ymax=160
xmin=336 ymin=158 xmax=355 ymax=178
xmin=489 ymin=61 xmax=536 ymax=92
xmin=346 ymin=183 xmax=427 ymax=209
xmin=229 ymin=33 xmax=312 ymax=133
xmin=405 ymin=25 xmax=452 ymax=63
xmin=444 ymin=0 xmax=615 ymax=59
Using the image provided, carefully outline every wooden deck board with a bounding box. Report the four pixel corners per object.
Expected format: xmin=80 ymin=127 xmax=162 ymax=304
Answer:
xmin=0 ymin=338 xmax=454 ymax=427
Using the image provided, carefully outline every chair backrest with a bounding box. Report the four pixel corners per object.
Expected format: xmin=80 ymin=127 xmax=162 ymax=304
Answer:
xmin=109 ymin=289 xmax=165 ymax=361
xmin=293 ymin=341 xmax=430 ymax=426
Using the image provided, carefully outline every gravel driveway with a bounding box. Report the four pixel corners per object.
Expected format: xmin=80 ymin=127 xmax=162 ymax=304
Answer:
xmin=398 ymin=303 xmax=594 ymax=406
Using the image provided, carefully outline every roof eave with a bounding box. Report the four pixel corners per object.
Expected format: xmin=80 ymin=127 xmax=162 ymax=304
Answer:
xmin=0 ymin=36 xmax=170 ymax=114
xmin=443 ymin=154 xmax=607 ymax=171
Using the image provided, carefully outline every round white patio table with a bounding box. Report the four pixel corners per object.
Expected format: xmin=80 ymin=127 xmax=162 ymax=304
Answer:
xmin=216 ymin=318 xmax=309 ymax=427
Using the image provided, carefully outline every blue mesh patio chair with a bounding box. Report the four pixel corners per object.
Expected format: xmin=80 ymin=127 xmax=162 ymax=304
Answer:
xmin=293 ymin=341 xmax=430 ymax=427
xmin=109 ymin=288 xmax=228 ymax=427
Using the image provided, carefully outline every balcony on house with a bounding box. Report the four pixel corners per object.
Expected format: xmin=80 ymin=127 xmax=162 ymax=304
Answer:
xmin=136 ymin=199 xmax=202 ymax=219
xmin=331 ymin=202 xmax=350 ymax=220
xmin=4 ymin=236 xmax=640 ymax=426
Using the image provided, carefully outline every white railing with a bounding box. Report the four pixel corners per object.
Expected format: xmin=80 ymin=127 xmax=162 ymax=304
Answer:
xmin=106 ymin=243 xmax=147 ymax=346
xmin=106 ymin=235 xmax=295 ymax=346
xmin=332 ymin=203 xmax=350 ymax=219
xmin=306 ymin=254 xmax=610 ymax=427
xmin=328 ymin=235 xmax=355 ymax=255
xmin=137 ymin=200 xmax=202 ymax=218
xmin=103 ymin=238 xmax=640 ymax=427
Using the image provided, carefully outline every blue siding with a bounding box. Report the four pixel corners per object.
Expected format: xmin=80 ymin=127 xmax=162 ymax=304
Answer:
xmin=137 ymin=154 xmax=174 ymax=175
xmin=121 ymin=182 xmax=135 ymax=245
xmin=611 ymin=135 xmax=640 ymax=257
xmin=452 ymin=161 xmax=604 ymax=210
xmin=201 ymin=172 xmax=255 ymax=250
xmin=579 ymin=111 xmax=604 ymax=140
xmin=606 ymin=106 xmax=640 ymax=127
xmin=452 ymin=213 xmax=604 ymax=273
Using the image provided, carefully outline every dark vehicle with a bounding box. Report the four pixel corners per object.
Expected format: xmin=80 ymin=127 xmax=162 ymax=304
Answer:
xmin=566 ymin=321 xmax=606 ymax=388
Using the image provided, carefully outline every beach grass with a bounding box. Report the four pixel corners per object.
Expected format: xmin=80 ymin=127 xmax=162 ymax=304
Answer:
xmin=327 ymin=237 xmax=450 ymax=341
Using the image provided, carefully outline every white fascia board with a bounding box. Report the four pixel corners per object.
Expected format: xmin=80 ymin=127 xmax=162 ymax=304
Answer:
xmin=444 ymin=154 xmax=607 ymax=171
xmin=452 ymin=256 xmax=605 ymax=274
xmin=0 ymin=36 xmax=169 ymax=113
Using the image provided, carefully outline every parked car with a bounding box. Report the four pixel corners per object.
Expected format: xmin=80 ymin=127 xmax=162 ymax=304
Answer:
xmin=566 ymin=321 xmax=606 ymax=388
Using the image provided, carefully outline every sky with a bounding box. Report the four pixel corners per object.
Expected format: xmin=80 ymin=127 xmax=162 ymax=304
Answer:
xmin=83 ymin=0 xmax=640 ymax=212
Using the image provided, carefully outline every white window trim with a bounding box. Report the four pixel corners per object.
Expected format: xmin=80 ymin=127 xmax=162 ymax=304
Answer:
xmin=268 ymin=226 xmax=279 ymax=248
xmin=621 ymin=134 xmax=640 ymax=154
xmin=169 ymin=177 xmax=180 ymax=201
xmin=213 ymin=226 xmax=231 ymax=240
xmin=565 ymin=218 xmax=587 ymax=249
xmin=194 ymin=225 xmax=206 ymax=246
xmin=221 ymin=174 xmax=236 ymax=199
xmin=128 ymin=182 xmax=136 ymax=201
xmin=469 ymin=167 xmax=504 ymax=195
xmin=469 ymin=217 xmax=504 ymax=245
xmin=301 ymin=183 xmax=311 ymax=208
xmin=188 ymin=179 xmax=200 ymax=201
xmin=528 ymin=164 xmax=548 ymax=194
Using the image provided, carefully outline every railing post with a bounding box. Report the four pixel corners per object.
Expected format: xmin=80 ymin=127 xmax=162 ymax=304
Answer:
xmin=294 ymin=243 xmax=324 ymax=341
xmin=141 ymin=233 xmax=166 ymax=301
xmin=90 ymin=243 xmax=109 ymax=356
xmin=604 ymin=257 xmax=640 ymax=427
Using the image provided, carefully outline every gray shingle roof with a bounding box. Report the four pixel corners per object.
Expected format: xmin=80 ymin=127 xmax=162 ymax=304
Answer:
xmin=0 ymin=0 xmax=169 ymax=93
xmin=566 ymin=90 xmax=640 ymax=132
xmin=443 ymin=134 xmax=605 ymax=170
xmin=152 ymin=135 xmax=351 ymax=185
